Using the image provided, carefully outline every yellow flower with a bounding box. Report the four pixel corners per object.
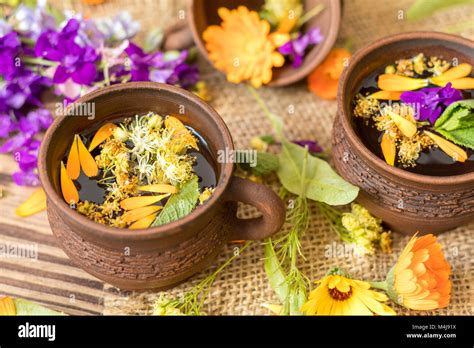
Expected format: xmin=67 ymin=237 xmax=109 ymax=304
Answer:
xmin=301 ymin=271 xmax=396 ymax=316
xmin=0 ymin=297 xmax=16 ymax=315
xmin=203 ymin=6 xmax=287 ymax=88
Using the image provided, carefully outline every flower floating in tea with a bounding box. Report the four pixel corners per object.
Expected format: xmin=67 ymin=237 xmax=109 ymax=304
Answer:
xmin=202 ymin=1 xmax=325 ymax=87
xmin=352 ymin=53 xmax=474 ymax=173
xmin=60 ymin=113 xmax=215 ymax=229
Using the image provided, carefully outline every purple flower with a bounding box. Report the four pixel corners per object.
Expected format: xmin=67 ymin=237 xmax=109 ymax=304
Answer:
xmin=18 ymin=109 xmax=53 ymax=135
xmin=166 ymin=63 xmax=199 ymax=89
xmin=11 ymin=3 xmax=57 ymax=39
xmin=35 ymin=19 xmax=99 ymax=85
xmin=293 ymin=140 xmax=323 ymax=154
xmin=0 ymin=68 xmax=51 ymax=112
xmin=0 ymin=114 xmax=16 ymax=138
xmin=400 ymin=83 xmax=463 ymax=124
xmin=125 ymin=42 xmax=158 ymax=80
xmin=95 ymin=11 xmax=140 ymax=44
xmin=13 ymin=169 xmax=40 ymax=186
xmin=0 ymin=31 xmax=21 ymax=79
xmin=278 ymin=27 xmax=324 ymax=68
xmin=125 ymin=43 xmax=199 ymax=88
xmin=0 ymin=132 xmax=30 ymax=153
xmin=0 ymin=19 xmax=12 ymax=36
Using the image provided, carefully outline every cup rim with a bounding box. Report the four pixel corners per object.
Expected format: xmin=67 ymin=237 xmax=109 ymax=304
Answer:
xmin=187 ymin=0 xmax=341 ymax=87
xmin=38 ymin=82 xmax=235 ymax=242
xmin=337 ymin=31 xmax=474 ymax=186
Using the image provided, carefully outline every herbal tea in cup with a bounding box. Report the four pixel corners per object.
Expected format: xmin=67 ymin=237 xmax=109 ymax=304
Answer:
xmin=352 ymin=53 xmax=474 ymax=176
xmin=59 ymin=112 xmax=216 ymax=229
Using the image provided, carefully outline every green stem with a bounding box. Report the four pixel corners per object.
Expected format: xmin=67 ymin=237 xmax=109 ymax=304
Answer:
xmin=22 ymin=57 xmax=58 ymax=67
xmin=20 ymin=37 xmax=35 ymax=46
xmin=179 ymin=241 xmax=252 ymax=314
xmin=246 ymin=85 xmax=284 ymax=140
xmin=298 ymin=3 xmax=325 ymax=27
xmin=103 ymin=63 xmax=110 ymax=86
xmin=368 ymin=280 xmax=388 ymax=292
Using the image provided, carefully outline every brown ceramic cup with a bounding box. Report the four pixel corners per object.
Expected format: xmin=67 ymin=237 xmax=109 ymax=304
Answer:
xmin=164 ymin=0 xmax=341 ymax=87
xmin=38 ymin=82 xmax=286 ymax=290
xmin=332 ymin=31 xmax=474 ymax=235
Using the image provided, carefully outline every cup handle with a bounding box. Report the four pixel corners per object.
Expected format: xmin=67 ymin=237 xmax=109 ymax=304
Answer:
xmin=223 ymin=176 xmax=286 ymax=241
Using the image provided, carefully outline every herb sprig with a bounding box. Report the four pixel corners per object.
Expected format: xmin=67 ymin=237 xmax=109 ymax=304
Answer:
xmin=247 ymin=86 xmax=359 ymax=314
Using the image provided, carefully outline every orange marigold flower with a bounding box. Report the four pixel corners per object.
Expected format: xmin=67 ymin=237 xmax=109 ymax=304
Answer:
xmin=307 ymin=48 xmax=351 ymax=100
xmin=386 ymin=234 xmax=451 ymax=310
xmin=203 ymin=6 xmax=287 ymax=88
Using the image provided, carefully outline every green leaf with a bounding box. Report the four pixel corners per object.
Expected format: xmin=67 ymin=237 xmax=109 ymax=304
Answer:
xmin=152 ymin=176 xmax=200 ymax=226
xmin=277 ymin=141 xmax=359 ymax=205
xmin=434 ymin=99 xmax=474 ymax=149
xmin=263 ymin=242 xmax=306 ymax=315
xmin=14 ymin=299 xmax=63 ymax=316
xmin=264 ymin=242 xmax=290 ymax=305
xmin=288 ymin=287 xmax=306 ymax=315
xmin=407 ymin=0 xmax=474 ymax=21
xmin=237 ymin=151 xmax=279 ymax=176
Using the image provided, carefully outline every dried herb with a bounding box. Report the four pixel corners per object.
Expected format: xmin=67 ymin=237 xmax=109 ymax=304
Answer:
xmin=264 ymin=192 xmax=309 ymax=315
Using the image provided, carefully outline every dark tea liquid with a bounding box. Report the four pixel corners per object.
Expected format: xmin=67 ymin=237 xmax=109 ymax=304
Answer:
xmin=63 ymin=119 xmax=217 ymax=205
xmin=352 ymin=67 xmax=474 ymax=176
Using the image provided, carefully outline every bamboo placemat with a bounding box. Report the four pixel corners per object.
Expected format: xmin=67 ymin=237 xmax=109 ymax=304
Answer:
xmin=0 ymin=0 xmax=473 ymax=315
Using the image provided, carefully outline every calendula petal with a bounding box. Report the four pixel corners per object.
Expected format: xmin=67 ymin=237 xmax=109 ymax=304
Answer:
xmin=77 ymin=136 xmax=98 ymax=177
xmin=88 ymin=123 xmax=117 ymax=151
xmin=16 ymin=188 xmax=46 ymax=217
xmin=368 ymin=90 xmax=402 ymax=100
xmin=122 ymin=206 xmax=162 ymax=223
xmin=431 ymin=63 xmax=472 ymax=85
xmin=378 ymin=74 xmax=428 ymax=91
xmin=137 ymin=184 xmax=177 ymax=194
xmin=276 ymin=16 xmax=298 ymax=33
xmin=269 ymin=32 xmax=290 ymax=47
xmin=424 ymin=131 xmax=467 ymax=162
xmin=447 ymin=77 xmax=474 ymax=90
xmin=120 ymin=194 xmax=170 ymax=210
xmin=66 ymin=135 xmax=80 ymax=180
xmin=381 ymin=132 xmax=396 ymax=166
xmin=60 ymin=161 xmax=79 ymax=205
xmin=0 ymin=297 xmax=16 ymax=315
xmin=129 ymin=213 xmax=158 ymax=229
xmin=387 ymin=111 xmax=417 ymax=138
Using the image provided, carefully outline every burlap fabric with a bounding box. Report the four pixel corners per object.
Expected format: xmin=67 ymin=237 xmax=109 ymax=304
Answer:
xmin=46 ymin=0 xmax=473 ymax=315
